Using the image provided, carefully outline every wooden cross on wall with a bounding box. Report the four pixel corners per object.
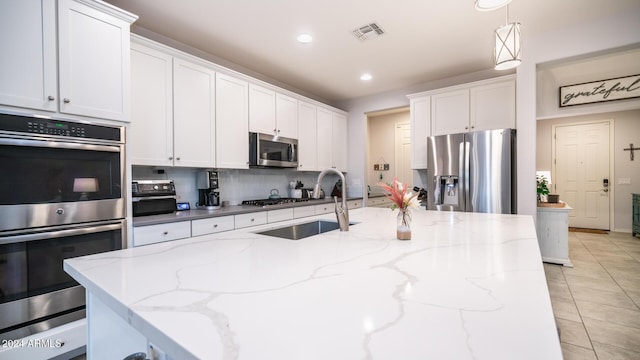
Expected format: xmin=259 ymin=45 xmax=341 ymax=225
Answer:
xmin=623 ymin=143 xmax=640 ymax=161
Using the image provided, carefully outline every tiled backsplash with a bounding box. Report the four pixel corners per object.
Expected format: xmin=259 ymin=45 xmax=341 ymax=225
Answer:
xmin=132 ymin=166 xmax=349 ymax=207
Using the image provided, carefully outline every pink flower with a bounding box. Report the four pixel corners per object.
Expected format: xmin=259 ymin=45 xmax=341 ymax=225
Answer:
xmin=377 ymin=177 xmax=419 ymax=210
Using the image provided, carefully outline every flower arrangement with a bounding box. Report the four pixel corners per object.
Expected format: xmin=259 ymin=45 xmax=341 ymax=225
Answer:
xmin=378 ymin=177 xmax=419 ymax=240
xmin=377 ymin=177 xmax=419 ymax=210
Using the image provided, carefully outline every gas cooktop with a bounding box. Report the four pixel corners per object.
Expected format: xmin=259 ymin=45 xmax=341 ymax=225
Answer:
xmin=242 ymin=198 xmax=310 ymax=207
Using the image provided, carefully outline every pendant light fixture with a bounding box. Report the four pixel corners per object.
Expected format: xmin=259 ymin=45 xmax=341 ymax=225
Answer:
xmin=494 ymin=5 xmax=521 ymax=70
xmin=475 ymin=0 xmax=512 ymax=11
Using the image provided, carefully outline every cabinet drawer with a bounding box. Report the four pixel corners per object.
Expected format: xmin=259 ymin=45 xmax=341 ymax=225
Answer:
xmin=347 ymin=200 xmax=361 ymax=209
xmin=235 ymin=212 xmax=267 ymax=229
xmin=293 ymin=205 xmax=316 ymax=219
xmin=267 ymin=208 xmax=294 ymax=223
xmin=315 ymin=203 xmax=333 ymax=214
xmin=133 ymin=221 xmax=191 ymax=247
xmin=192 ymin=216 xmax=235 ymax=237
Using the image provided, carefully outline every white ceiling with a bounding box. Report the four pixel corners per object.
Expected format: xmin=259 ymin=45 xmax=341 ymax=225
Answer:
xmin=105 ymin=0 xmax=640 ymax=104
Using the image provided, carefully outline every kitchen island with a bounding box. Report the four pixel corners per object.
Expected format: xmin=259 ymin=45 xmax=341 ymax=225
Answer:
xmin=64 ymin=208 xmax=562 ymax=359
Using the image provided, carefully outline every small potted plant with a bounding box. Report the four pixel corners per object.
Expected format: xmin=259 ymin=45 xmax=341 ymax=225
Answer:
xmin=536 ymin=175 xmax=550 ymax=203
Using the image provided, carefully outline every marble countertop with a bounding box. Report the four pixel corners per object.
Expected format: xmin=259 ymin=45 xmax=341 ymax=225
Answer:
xmin=65 ymin=208 xmax=561 ymax=359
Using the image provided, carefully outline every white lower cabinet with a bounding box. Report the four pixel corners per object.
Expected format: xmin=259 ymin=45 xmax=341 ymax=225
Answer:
xmin=132 ymin=221 xmax=191 ymax=247
xmin=347 ymin=199 xmax=362 ymax=209
xmin=367 ymin=197 xmax=392 ymax=208
xmin=267 ymin=208 xmax=294 ymax=223
xmin=293 ymin=205 xmax=316 ymax=219
xmin=191 ymin=215 xmax=235 ymax=237
xmin=235 ymin=212 xmax=268 ymax=229
xmin=315 ymin=203 xmax=333 ymax=214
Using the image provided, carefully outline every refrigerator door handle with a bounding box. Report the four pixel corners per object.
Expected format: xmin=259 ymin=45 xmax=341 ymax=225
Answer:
xmin=433 ymin=176 xmax=442 ymax=205
xmin=464 ymin=140 xmax=471 ymax=212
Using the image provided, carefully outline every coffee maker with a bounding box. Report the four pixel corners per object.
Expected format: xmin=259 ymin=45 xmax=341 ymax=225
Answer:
xmin=197 ymin=170 xmax=221 ymax=209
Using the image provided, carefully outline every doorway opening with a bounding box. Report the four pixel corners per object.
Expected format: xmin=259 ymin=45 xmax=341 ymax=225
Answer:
xmin=366 ymin=107 xmax=411 ymax=198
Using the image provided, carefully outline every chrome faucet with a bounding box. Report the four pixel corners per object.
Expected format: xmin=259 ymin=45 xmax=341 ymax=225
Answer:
xmin=313 ymin=168 xmax=349 ymax=231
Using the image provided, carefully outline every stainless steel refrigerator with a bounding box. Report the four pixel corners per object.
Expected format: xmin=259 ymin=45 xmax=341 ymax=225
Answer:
xmin=427 ymin=128 xmax=516 ymax=214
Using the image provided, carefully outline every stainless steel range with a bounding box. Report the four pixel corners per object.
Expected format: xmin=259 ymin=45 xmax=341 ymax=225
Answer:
xmin=242 ymin=198 xmax=310 ymax=207
xmin=0 ymin=111 xmax=126 ymax=342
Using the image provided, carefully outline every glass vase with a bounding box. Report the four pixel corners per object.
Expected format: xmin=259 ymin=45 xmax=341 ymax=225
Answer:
xmin=396 ymin=208 xmax=412 ymax=240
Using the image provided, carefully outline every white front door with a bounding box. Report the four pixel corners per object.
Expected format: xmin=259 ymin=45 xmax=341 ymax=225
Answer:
xmin=395 ymin=122 xmax=412 ymax=185
xmin=553 ymin=122 xmax=610 ymax=230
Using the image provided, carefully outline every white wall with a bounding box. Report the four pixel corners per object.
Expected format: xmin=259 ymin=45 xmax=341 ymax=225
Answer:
xmin=536 ymin=109 xmax=640 ymax=232
xmin=516 ymin=8 xmax=640 ymax=221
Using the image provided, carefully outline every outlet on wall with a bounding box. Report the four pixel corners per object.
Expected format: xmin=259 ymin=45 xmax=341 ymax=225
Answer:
xmin=618 ymin=178 xmax=632 ymax=185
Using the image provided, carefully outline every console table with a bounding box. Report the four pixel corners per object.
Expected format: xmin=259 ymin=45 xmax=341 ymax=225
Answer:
xmin=537 ymin=202 xmax=573 ymax=267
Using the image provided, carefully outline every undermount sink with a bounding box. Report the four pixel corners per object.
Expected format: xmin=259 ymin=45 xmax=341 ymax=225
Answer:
xmin=256 ymin=220 xmax=356 ymax=240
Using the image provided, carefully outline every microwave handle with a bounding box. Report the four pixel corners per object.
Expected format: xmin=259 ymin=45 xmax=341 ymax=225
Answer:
xmin=289 ymin=143 xmax=297 ymax=162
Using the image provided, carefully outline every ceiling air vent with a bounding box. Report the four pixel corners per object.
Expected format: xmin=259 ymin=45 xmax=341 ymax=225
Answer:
xmin=352 ymin=22 xmax=385 ymax=41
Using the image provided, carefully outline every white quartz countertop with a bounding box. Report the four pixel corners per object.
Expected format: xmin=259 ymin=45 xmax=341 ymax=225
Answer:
xmin=64 ymin=208 xmax=561 ymax=360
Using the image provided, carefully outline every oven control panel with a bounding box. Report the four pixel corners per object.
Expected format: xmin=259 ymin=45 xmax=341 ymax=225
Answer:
xmin=0 ymin=112 xmax=122 ymax=141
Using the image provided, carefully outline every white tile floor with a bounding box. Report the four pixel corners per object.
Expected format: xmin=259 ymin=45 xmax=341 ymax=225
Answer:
xmin=544 ymin=231 xmax=640 ymax=359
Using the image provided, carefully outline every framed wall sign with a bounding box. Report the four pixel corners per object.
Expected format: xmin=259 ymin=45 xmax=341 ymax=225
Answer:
xmin=559 ymin=74 xmax=640 ymax=107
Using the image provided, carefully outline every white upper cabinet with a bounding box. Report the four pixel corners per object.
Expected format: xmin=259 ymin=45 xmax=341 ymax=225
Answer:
xmin=1 ymin=0 xmax=136 ymax=121
xmin=249 ymin=84 xmax=298 ymax=138
xmin=409 ymin=96 xmax=431 ymax=169
xmin=216 ymin=73 xmax=249 ymax=169
xmin=275 ymin=93 xmax=298 ymax=139
xmin=470 ymin=80 xmax=516 ymax=131
xmin=172 ymin=58 xmax=216 ymax=168
xmin=249 ymin=84 xmax=276 ymax=134
xmin=130 ymin=42 xmax=174 ymax=166
xmin=431 ymin=89 xmax=470 ymax=136
xmin=418 ymin=75 xmax=515 ymax=137
xmin=297 ymin=101 xmax=317 ymax=171
xmin=0 ymin=0 xmax=57 ymax=112
xmin=332 ymin=112 xmax=347 ymax=171
xmin=316 ymin=107 xmax=333 ymax=170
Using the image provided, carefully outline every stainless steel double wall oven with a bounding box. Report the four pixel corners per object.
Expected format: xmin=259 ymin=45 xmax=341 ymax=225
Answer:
xmin=0 ymin=111 xmax=126 ymax=341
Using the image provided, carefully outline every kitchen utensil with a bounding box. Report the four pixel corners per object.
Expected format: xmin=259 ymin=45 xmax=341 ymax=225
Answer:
xmin=269 ymin=188 xmax=280 ymax=199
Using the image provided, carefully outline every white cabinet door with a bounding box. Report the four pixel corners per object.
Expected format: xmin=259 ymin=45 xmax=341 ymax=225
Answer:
xmin=275 ymin=93 xmax=298 ymax=139
xmin=293 ymin=205 xmax=316 ymax=218
xmin=0 ymin=0 xmax=57 ymax=112
xmin=470 ymin=80 xmax=516 ymax=131
xmin=267 ymin=208 xmax=294 ymax=223
xmin=130 ymin=42 xmax=174 ymax=166
xmin=316 ymin=107 xmax=333 ymax=170
xmin=216 ymin=73 xmax=249 ymax=169
xmin=235 ymin=212 xmax=267 ymax=229
xmin=249 ymin=84 xmax=276 ymax=135
xmin=192 ymin=216 xmax=235 ymax=237
xmin=297 ymin=101 xmax=317 ymax=171
xmin=132 ymin=221 xmax=191 ymax=247
xmin=172 ymin=58 xmax=216 ymax=168
xmin=58 ymin=0 xmax=132 ymax=121
xmin=431 ymin=89 xmax=470 ymax=136
xmin=410 ymin=96 xmax=430 ymax=169
xmin=332 ymin=112 xmax=347 ymax=171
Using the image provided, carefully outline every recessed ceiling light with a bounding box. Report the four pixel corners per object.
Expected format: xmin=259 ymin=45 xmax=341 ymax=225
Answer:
xmin=297 ymin=34 xmax=313 ymax=43
xmin=360 ymin=73 xmax=373 ymax=81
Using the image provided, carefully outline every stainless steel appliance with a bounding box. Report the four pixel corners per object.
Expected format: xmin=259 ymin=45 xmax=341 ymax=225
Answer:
xmin=249 ymin=132 xmax=298 ymax=168
xmin=242 ymin=198 xmax=309 ymax=207
xmin=0 ymin=111 xmax=125 ymax=341
xmin=197 ymin=171 xmax=220 ymax=209
xmin=427 ymin=128 xmax=516 ymax=213
xmin=132 ymin=180 xmax=177 ymax=216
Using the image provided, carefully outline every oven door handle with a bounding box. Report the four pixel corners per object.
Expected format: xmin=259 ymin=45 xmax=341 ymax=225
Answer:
xmin=0 ymin=222 xmax=123 ymax=245
xmin=0 ymin=137 xmax=121 ymax=153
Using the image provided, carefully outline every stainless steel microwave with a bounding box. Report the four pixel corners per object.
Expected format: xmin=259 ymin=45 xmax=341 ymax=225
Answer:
xmin=249 ymin=132 xmax=298 ymax=168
